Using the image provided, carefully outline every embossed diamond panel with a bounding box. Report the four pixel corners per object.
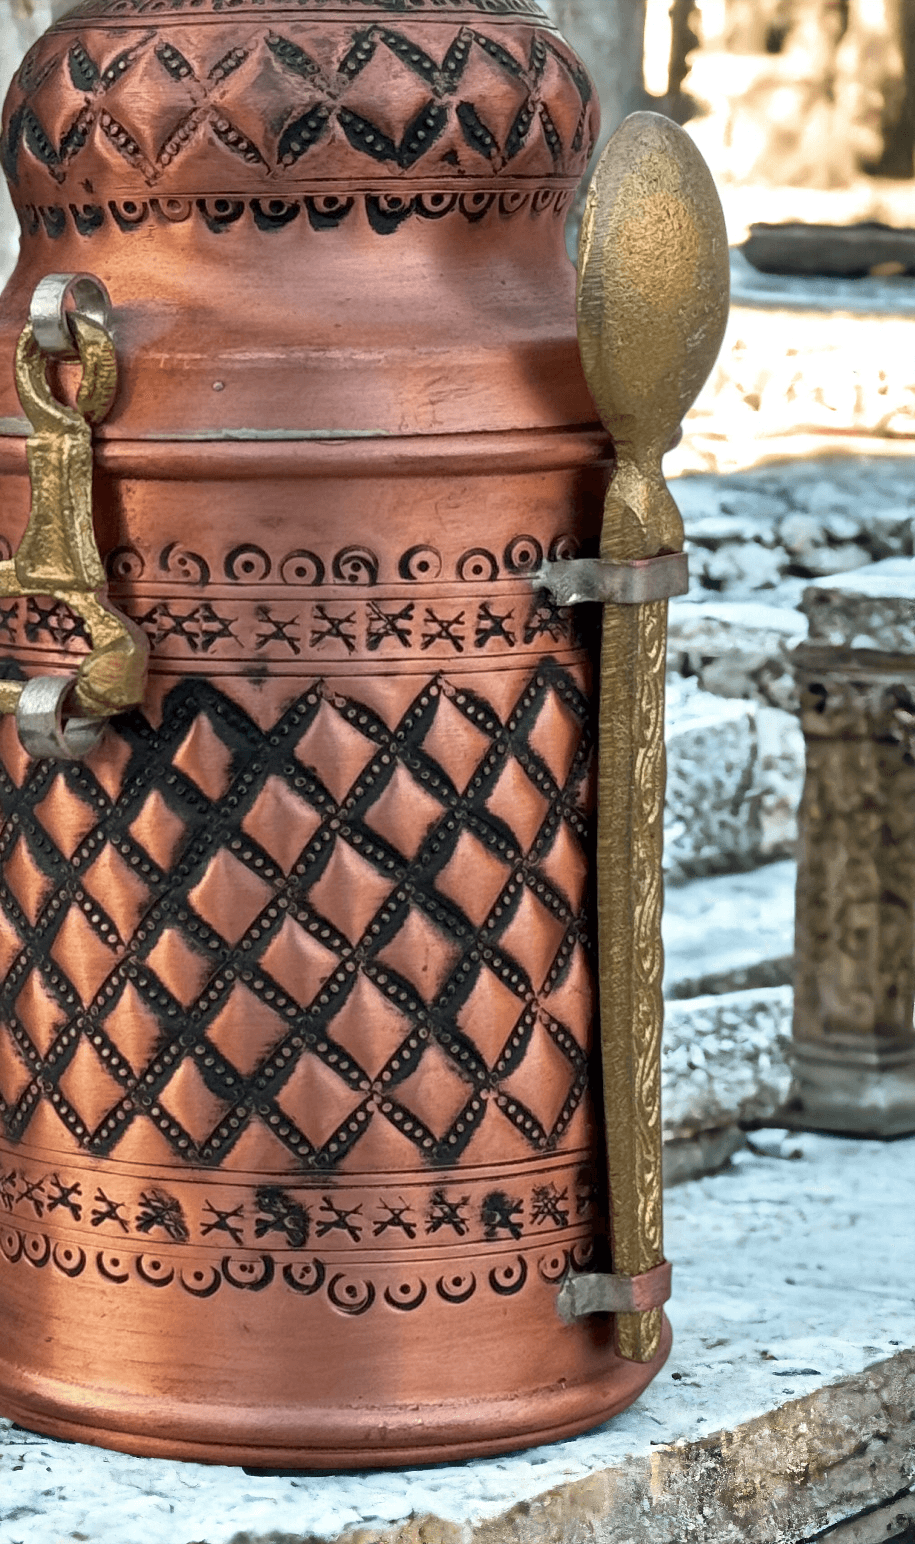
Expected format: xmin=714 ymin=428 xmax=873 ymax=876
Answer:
xmin=3 ymin=13 xmax=597 ymax=225
xmin=0 ymin=664 xmax=595 ymax=1173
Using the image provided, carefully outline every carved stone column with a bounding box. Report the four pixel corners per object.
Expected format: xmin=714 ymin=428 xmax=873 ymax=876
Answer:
xmin=790 ymin=560 xmax=915 ymax=1136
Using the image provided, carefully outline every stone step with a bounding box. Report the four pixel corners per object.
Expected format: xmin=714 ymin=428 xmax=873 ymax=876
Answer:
xmin=668 ymin=250 xmax=915 ymax=473
xmin=667 ymin=592 xmax=807 ymax=710
xmin=664 ymin=678 xmax=803 ymax=880
xmin=662 ymin=858 xmax=797 ymax=999
xmin=662 ymin=984 xmax=793 ymax=1185
xmin=675 ymin=454 xmax=915 ymax=590
xmin=803 ymin=552 xmax=915 ymax=650
xmin=2 ymin=1133 xmax=911 ymax=1544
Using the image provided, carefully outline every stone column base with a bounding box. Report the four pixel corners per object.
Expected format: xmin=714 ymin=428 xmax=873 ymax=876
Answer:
xmin=784 ymin=1042 xmax=915 ymax=1137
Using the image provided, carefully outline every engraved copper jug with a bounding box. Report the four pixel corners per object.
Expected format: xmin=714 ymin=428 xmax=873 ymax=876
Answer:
xmin=0 ymin=0 xmax=728 ymax=1466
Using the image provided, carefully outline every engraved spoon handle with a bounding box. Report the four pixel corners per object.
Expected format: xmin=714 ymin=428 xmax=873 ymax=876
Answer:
xmin=577 ymin=113 xmax=729 ymax=1362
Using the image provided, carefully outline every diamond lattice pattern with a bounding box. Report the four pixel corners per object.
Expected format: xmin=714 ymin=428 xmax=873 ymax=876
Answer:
xmin=3 ymin=24 xmax=592 ymax=190
xmin=0 ymin=664 xmax=594 ymax=1169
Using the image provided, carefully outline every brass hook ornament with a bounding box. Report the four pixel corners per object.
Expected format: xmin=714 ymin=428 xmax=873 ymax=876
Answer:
xmin=548 ymin=113 xmax=730 ymax=1361
xmin=0 ymin=275 xmax=148 ymax=759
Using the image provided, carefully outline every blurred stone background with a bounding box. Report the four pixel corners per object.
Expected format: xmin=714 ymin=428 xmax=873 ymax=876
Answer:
xmin=0 ymin=0 xmax=63 ymax=283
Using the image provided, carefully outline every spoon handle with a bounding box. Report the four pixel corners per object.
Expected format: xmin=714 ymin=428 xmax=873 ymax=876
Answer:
xmin=578 ymin=113 xmax=729 ymax=1362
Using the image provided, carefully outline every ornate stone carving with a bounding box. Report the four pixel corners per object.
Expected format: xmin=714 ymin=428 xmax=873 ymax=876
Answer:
xmin=789 ymin=564 xmax=915 ymax=1136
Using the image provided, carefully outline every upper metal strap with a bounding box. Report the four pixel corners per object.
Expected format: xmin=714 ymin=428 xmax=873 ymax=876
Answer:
xmin=534 ymin=551 xmax=688 ymax=608
xmin=29 ymin=273 xmax=112 ymax=359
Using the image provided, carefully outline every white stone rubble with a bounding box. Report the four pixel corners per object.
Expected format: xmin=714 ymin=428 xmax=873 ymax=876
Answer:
xmin=673 ymin=452 xmax=915 ymax=602
xmin=665 ymin=678 xmax=803 ymax=877
xmin=663 ymin=985 xmax=793 ymax=1142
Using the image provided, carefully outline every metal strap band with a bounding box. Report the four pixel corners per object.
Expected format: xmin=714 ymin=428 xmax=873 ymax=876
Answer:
xmin=15 ymin=675 xmax=105 ymax=761
xmin=30 ymin=273 xmax=112 ymax=359
xmin=534 ymin=551 xmax=688 ymax=608
xmin=556 ymin=1259 xmax=672 ymax=1321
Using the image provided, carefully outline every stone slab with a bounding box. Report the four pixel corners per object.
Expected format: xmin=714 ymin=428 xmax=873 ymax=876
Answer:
xmin=668 ymin=595 xmax=807 ymax=710
xmin=663 ymin=1125 xmax=748 ymax=1187
xmin=0 ymin=1134 xmax=911 ymax=1544
xmin=662 ymin=985 xmax=793 ymax=1141
xmin=665 ymin=679 xmax=803 ymax=875
xmin=785 ymin=1044 xmax=915 ymax=1140
xmin=667 ymin=255 xmax=915 ymax=475
xmin=803 ymin=556 xmax=915 ymax=651
xmin=661 ymin=984 xmax=794 ymax=1184
xmin=729 ymin=248 xmax=915 ymax=316
xmin=662 ymin=860 xmax=796 ymax=999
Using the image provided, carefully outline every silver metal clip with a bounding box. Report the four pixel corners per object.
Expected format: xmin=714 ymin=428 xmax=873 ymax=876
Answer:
xmin=556 ymin=1260 xmax=673 ymax=1322
xmin=29 ymin=273 xmax=112 ymax=358
xmin=15 ymin=675 xmax=105 ymax=761
xmin=534 ymin=551 xmax=688 ymax=609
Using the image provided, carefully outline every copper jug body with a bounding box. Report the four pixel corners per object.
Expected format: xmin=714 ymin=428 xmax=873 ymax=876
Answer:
xmin=0 ymin=0 xmax=682 ymax=1466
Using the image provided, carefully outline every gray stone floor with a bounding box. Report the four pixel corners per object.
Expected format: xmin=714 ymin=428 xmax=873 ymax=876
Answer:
xmin=663 ymin=859 xmax=796 ymax=999
xmin=0 ymin=1132 xmax=912 ymax=1544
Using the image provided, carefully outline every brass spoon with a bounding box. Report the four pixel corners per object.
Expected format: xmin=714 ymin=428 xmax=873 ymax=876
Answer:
xmin=577 ymin=112 xmax=729 ymax=1362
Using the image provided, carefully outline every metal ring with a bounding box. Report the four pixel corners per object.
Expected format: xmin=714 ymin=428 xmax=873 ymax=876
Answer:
xmin=15 ymin=675 xmax=105 ymax=761
xmin=29 ymin=274 xmax=112 ymax=358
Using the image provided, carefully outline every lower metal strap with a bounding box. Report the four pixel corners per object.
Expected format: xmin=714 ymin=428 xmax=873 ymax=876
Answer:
xmin=556 ymin=1259 xmax=672 ymax=1321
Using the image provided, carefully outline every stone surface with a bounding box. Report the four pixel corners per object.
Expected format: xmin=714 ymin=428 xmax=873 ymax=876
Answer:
xmin=665 ymin=679 xmax=803 ymax=877
xmin=0 ymin=0 xmax=66 ymax=288
xmin=672 ymin=453 xmax=915 ymax=597
xmin=662 ymin=985 xmax=793 ymax=1140
xmin=668 ymin=595 xmax=807 ymax=709
xmin=667 ymin=255 xmax=915 ymax=476
xmin=0 ymin=1133 xmax=911 ymax=1543
xmin=803 ymin=555 xmax=915 ymax=650
xmin=819 ymin=1490 xmax=915 ymax=1544
xmin=662 ymin=859 xmax=796 ymax=999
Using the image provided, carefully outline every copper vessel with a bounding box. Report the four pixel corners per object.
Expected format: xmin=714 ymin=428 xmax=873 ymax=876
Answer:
xmin=0 ymin=0 xmax=728 ymax=1466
